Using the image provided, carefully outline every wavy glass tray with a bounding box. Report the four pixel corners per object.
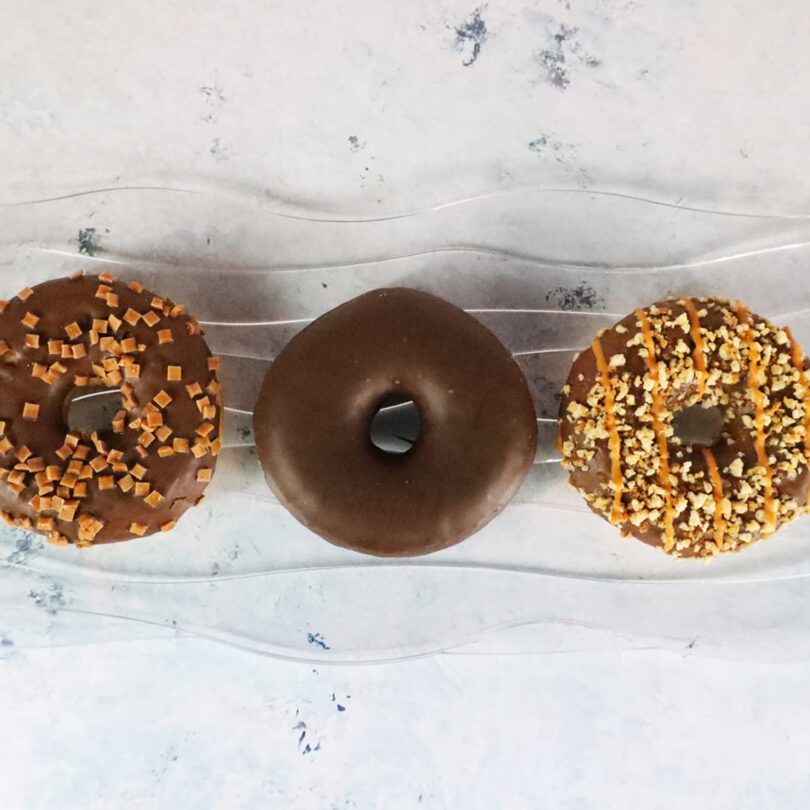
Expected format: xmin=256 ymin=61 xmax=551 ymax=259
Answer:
xmin=2 ymin=186 xmax=810 ymax=662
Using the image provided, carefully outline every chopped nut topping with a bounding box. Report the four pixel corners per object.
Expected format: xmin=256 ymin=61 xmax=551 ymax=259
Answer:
xmin=24 ymin=334 xmax=40 ymax=349
xmin=167 ymin=365 xmax=182 ymax=381
xmin=98 ymin=475 xmax=115 ymax=490
xmin=160 ymin=519 xmax=176 ymax=532
xmin=157 ymin=328 xmax=173 ymax=345
xmin=129 ymin=522 xmax=148 ymax=536
xmin=143 ymin=311 xmax=160 ymax=328
xmin=18 ymin=287 xmax=34 ymax=301
xmin=22 ymin=312 xmax=40 ymax=329
xmin=196 ymin=468 xmax=212 ymax=482
xmin=207 ymin=357 xmax=221 ymax=371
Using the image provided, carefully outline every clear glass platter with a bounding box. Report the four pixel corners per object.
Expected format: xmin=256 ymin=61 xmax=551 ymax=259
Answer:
xmin=2 ymin=185 xmax=810 ymax=662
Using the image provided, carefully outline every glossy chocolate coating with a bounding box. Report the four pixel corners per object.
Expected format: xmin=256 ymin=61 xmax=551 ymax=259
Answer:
xmin=254 ymin=288 xmax=537 ymax=557
xmin=0 ymin=274 xmax=222 ymax=545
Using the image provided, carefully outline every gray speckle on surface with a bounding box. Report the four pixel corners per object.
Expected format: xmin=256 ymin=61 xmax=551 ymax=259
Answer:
xmin=209 ymin=138 xmax=229 ymax=160
xmin=453 ymin=6 xmax=488 ymax=67
xmin=545 ymin=282 xmax=602 ymax=311
xmin=198 ymin=83 xmax=226 ymax=102
xmin=307 ymin=632 xmax=330 ymax=650
xmin=535 ymin=24 xmax=600 ymax=89
xmin=348 ymin=135 xmax=366 ymax=152
xmin=528 ymin=134 xmax=577 ymax=164
xmin=78 ymin=227 xmax=98 ymax=256
xmin=27 ymin=583 xmax=66 ymax=614
xmin=6 ymin=532 xmax=40 ymax=565
xmin=0 ymin=634 xmax=13 ymax=646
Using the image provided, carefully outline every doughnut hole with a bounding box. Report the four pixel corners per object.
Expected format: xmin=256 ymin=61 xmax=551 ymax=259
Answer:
xmin=368 ymin=394 xmax=421 ymax=456
xmin=671 ymin=403 xmax=725 ymax=448
xmin=64 ymin=385 xmax=124 ymax=436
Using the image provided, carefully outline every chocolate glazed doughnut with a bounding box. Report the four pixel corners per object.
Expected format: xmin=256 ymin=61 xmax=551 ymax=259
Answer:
xmin=0 ymin=272 xmax=222 ymax=546
xmin=559 ymin=297 xmax=810 ymax=558
xmin=254 ymin=288 xmax=537 ymax=557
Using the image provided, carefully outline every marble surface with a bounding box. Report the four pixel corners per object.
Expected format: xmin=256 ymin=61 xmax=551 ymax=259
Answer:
xmin=3 ymin=0 xmax=810 ymax=806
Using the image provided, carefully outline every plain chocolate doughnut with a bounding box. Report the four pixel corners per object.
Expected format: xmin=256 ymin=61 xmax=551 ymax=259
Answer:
xmin=254 ymin=288 xmax=537 ymax=556
xmin=559 ymin=297 xmax=810 ymax=558
xmin=0 ymin=272 xmax=222 ymax=546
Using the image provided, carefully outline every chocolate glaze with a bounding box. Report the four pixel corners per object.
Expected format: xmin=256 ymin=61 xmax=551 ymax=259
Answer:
xmin=253 ymin=288 xmax=537 ymax=557
xmin=559 ymin=298 xmax=810 ymax=557
xmin=0 ymin=273 xmax=222 ymax=545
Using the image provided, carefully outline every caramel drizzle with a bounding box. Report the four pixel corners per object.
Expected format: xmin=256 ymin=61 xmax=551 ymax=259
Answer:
xmin=591 ymin=336 xmax=624 ymax=524
xmin=681 ymin=298 xmax=708 ymax=397
xmin=635 ymin=309 xmax=675 ymax=551
xmin=735 ymin=302 xmax=776 ymax=534
xmin=701 ymin=447 xmax=726 ymax=551
xmin=785 ymin=326 xmax=810 ymax=507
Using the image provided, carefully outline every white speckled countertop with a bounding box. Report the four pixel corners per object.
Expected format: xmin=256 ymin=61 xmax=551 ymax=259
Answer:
xmin=3 ymin=1 xmax=810 ymax=807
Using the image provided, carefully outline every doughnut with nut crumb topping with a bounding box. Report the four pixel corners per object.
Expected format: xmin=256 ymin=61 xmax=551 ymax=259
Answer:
xmin=558 ymin=297 xmax=810 ymax=559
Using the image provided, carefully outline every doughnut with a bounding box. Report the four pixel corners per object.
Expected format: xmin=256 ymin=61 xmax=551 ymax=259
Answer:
xmin=0 ymin=272 xmax=222 ymax=547
xmin=559 ymin=297 xmax=810 ymax=558
xmin=253 ymin=288 xmax=537 ymax=556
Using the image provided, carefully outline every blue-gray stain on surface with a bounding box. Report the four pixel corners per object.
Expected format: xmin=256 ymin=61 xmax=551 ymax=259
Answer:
xmin=536 ymin=24 xmax=600 ymax=89
xmin=0 ymin=634 xmax=13 ymax=646
xmin=292 ymin=720 xmax=322 ymax=756
xmin=307 ymin=632 xmax=330 ymax=650
xmin=209 ymin=138 xmax=228 ymax=160
xmin=545 ymin=282 xmax=602 ymax=311
xmin=28 ymin=583 xmax=66 ymax=614
xmin=527 ymin=134 xmax=578 ymax=168
xmin=78 ymin=227 xmax=98 ymax=256
xmin=199 ymin=83 xmax=226 ymax=102
xmin=6 ymin=533 xmax=39 ymax=565
xmin=453 ymin=6 xmax=488 ymax=67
